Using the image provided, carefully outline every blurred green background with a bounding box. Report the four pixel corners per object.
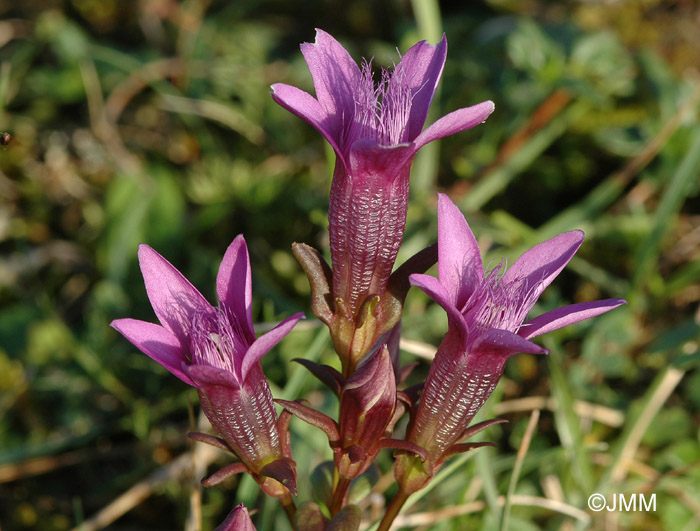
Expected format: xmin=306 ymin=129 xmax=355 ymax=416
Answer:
xmin=1 ymin=0 xmax=699 ymax=530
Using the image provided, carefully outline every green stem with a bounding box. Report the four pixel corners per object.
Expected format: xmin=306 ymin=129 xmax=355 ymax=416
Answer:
xmin=376 ymin=488 xmax=410 ymax=531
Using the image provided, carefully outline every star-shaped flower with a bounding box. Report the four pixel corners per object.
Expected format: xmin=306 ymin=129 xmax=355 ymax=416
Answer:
xmin=111 ymin=235 xmax=303 ymax=495
xmin=395 ymin=194 xmax=625 ymax=493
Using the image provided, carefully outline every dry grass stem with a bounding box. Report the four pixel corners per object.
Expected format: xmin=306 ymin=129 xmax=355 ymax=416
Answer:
xmin=399 ymin=338 xmax=437 ymax=360
xmin=79 ymin=60 xmax=141 ymax=175
xmin=392 ymin=494 xmax=591 ymax=528
xmin=610 ymin=367 xmax=685 ymax=484
xmin=494 ymin=396 xmax=624 ymax=427
xmin=0 ymin=451 xmax=86 ymax=484
xmin=71 ymin=444 xmax=219 ymax=531
xmin=501 ymin=409 xmax=540 ymax=530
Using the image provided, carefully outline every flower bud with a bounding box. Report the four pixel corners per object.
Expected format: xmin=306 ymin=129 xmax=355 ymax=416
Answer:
xmin=337 ymin=346 xmax=396 ymax=478
xmin=215 ymin=504 xmax=256 ymax=531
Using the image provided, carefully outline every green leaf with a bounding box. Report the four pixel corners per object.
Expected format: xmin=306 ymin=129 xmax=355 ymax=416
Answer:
xmin=297 ymin=501 xmax=327 ymax=531
xmin=326 ymin=505 xmax=361 ymax=531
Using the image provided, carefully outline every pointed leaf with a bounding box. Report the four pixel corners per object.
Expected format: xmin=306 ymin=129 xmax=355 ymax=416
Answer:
xmin=310 ymin=461 xmax=334 ymax=512
xmin=399 ymin=384 xmax=423 ymax=406
xmin=375 ymin=438 xmax=429 ymax=462
xmin=388 ymin=243 xmax=438 ymax=300
xmin=457 ymin=418 xmax=508 ymax=443
xmin=188 ymin=431 xmax=232 ymax=452
xmin=294 ymin=358 xmax=346 ymax=397
xmin=276 ymin=399 xmax=340 ymax=441
xmin=438 ymin=441 xmax=495 ymax=463
xmin=398 ymin=361 xmax=419 ymax=385
xmin=381 ymin=243 xmax=438 ymax=334
xmin=278 ymin=408 xmax=294 ymax=459
xmin=260 ymin=457 xmax=297 ymax=495
xmin=202 ymin=462 xmax=249 ymax=487
xmin=293 ymin=242 xmax=335 ymax=325
xmin=386 ymin=398 xmax=408 ymax=433
xmin=368 ymin=322 xmax=403 ymax=377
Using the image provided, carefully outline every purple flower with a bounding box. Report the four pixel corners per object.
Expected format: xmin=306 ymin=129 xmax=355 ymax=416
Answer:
xmin=395 ymin=194 xmax=625 ymax=492
xmin=111 ymin=235 xmax=303 ymax=495
xmin=215 ymin=504 xmax=256 ymax=531
xmin=272 ymin=29 xmax=494 ymax=322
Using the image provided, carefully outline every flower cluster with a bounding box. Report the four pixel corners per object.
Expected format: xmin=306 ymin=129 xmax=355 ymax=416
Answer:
xmin=112 ymin=29 xmax=625 ymax=530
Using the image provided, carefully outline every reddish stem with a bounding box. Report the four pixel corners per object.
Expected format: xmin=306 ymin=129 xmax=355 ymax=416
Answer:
xmin=330 ymin=475 xmax=353 ymax=515
xmin=279 ymin=491 xmax=296 ymax=528
xmin=376 ymin=488 xmax=410 ymax=531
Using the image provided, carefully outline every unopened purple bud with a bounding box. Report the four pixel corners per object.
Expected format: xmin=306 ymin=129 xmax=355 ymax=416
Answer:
xmin=215 ymin=504 xmax=256 ymax=531
xmin=337 ymin=346 xmax=396 ymax=477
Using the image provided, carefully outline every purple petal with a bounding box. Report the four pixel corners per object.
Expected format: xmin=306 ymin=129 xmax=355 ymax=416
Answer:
xmin=270 ymin=83 xmax=342 ymax=156
xmin=216 ymin=235 xmax=255 ymax=343
xmin=137 ymin=244 xmax=213 ymax=344
xmin=240 ymin=313 xmax=305 ymax=382
xmin=413 ymin=100 xmax=495 ymax=151
xmin=436 ymin=193 xmax=483 ymax=309
xmin=409 ymin=273 xmax=468 ymax=340
xmin=300 ymin=29 xmax=362 ymax=144
xmin=519 ymin=299 xmax=627 ymax=340
xmin=392 ymin=35 xmax=447 ymax=140
xmin=347 ymin=139 xmax=415 ymax=183
xmin=502 ymin=231 xmax=585 ymax=309
xmin=110 ymin=318 xmax=194 ymax=386
xmin=474 ymin=328 xmax=548 ymax=356
xmin=186 ymin=364 xmax=240 ymax=388
xmin=215 ymin=504 xmax=256 ymax=531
